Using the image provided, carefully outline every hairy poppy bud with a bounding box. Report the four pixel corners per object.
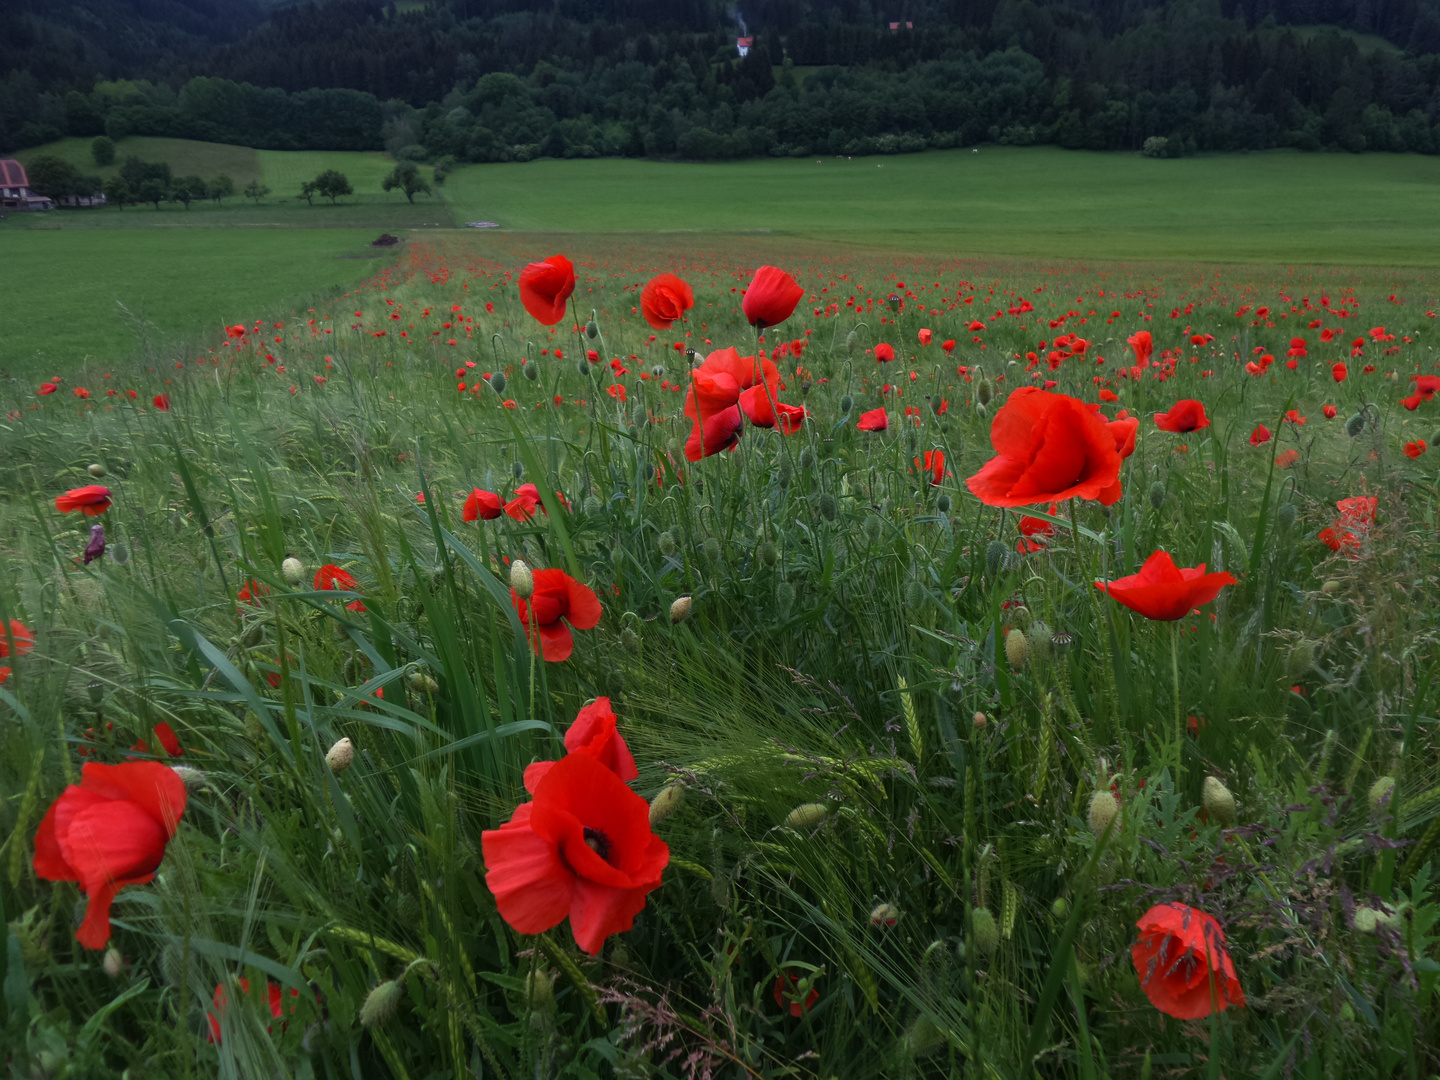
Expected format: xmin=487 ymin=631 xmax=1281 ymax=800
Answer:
xmin=975 ymin=402 xmax=987 ymax=420
xmin=583 ymin=494 xmax=601 ymax=515
xmin=669 ymin=595 xmax=693 ymax=623
xmin=774 ymin=579 xmax=795 ymax=615
xmin=1368 ymin=775 xmax=1396 ymax=816
xmin=523 ymin=969 xmax=556 ymax=1011
xmin=361 ymin=979 xmax=405 ymax=1027
xmin=658 ymin=529 xmax=676 ymax=557
xmin=281 ymin=555 xmax=306 ymax=585
xmin=973 ymin=711 xmax=987 ymax=729
xmin=1321 ymin=579 xmax=1340 ymax=595
xmin=620 ymin=626 xmax=640 ymax=652
xmin=509 ymin=559 xmax=534 ymax=599
xmin=1088 ymin=790 xmax=1119 ymax=836
xmin=1051 ymin=896 xmax=1069 ymax=919
xmin=976 ymin=379 xmax=993 ymax=406
xmin=1286 ymin=639 xmax=1315 ymax=678
xmin=798 ymin=446 xmax=815 ymax=469
xmin=171 ymin=765 xmax=206 ymax=789
xmin=577 ymin=359 xmax=590 ymax=377
xmin=610 ymin=546 xmax=625 ymax=570
xmin=87 ymin=462 xmax=107 ymax=478
xmin=522 ymin=360 xmax=538 ymax=381
xmin=818 ymin=492 xmax=837 ymax=521
xmin=702 ymin=536 xmax=722 ymax=563
xmin=584 ymin=318 xmax=599 ymax=339
xmin=869 ymin=902 xmax=899 ymax=927
xmin=649 ymin=784 xmax=685 ymax=826
xmin=1277 ymin=502 xmax=1297 ymax=530
xmin=406 ymin=670 xmax=437 ymax=693
xmin=1202 ymin=776 xmax=1237 ymax=827
xmin=905 ymin=579 xmax=925 ymax=610
xmin=936 ymin=493 xmax=951 ymax=514
xmin=845 ymin=330 xmax=859 ymax=355
xmin=1029 ymin=620 xmax=1053 ymax=663
xmin=489 ymin=372 xmax=506 ymax=394
xmin=985 ymin=539 xmax=1007 ymax=577
xmin=1345 ymin=412 xmax=1366 ymax=437
xmin=863 ymin=515 xmax=883 ymax=544
xmin=1004 ymin=628 xmax=1028 ymax=669
xmin=757 ymin=540 xmax=778 ymax=566
xmin=971 ymin=908 xmax=999 ymax=955
xmin=510 ymin=460 xmax=524 ymax=480
xmin=785 ymin=802 xmax=829 ymax=829
xmin=1148 ymin=481 xmax=1166 ymax=510
xmin=1353 ymin=906 xmax=1379 ymax=934
xmin=326 ymin=737 xmax=355 ymax=773
xmin=839 ymin=393 xmax=854 ymax=414
xmin=903 ymin=1014 xmax=946 ymax=1057
xmin=777 ymin=454 xmax=793 ymax=485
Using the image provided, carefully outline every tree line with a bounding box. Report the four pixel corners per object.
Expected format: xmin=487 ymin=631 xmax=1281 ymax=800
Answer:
xmin=4 ymin=0 xmax=1440 ymax=159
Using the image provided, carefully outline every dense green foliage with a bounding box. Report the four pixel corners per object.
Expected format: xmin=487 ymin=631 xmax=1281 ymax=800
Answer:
xmin=6 ymin=0 xmax=1440 ymax=158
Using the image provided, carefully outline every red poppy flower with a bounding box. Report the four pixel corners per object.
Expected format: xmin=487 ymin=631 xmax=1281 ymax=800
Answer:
xmin=1414 ymin=374 xmax=1440 ymax=400
xmin=1127 ymin=330 xmax=1153 ymax=366
xmin=1248 ymin=424 xmax=1271 ymax=446
xmin=207 ymin=976 xmax=298 ymax=1043
xmin=1284 ymin=409 xmax=1306 ymax=425
xmin=512 ymin=568 xmax=602 ymax=662
xmin=1154 ymin=400 xmax=1210 ymax=433
xmin=56 ymin=485 xmax=112 ymax=516
xmin=152 ymin=722 xmax=184 ymax=757
xmin=966 ymin=388 xmax=1124 ymax=508
xmin=639 ymin=273 xmax=695 ymax=330
xmin=1322 ymin=405 xmax=1337 ymax=419
xmin=518 ymin=255 xmax=576 ymax=326
xmin=917 ymin=328 xmax=932 ymax=346
xmin=1108 ymin=414 xmax=1139 ymax=459
xmin=1404 ymin=439 xmax=1427 ymax=458
xmin=463 ymin=488 xmax=504 ymax=521
xmin=1131 ymin=902 xmax=1245 ymax=1020
xmin=874 ymin=343 xmax=895 ymax=363
xmin=856 ymin=407 xmax=888 ymax=432
xmin=33 ymin=761 xmax=187 ymax=949
xmin=237 ymin=579 xmax=270 ymax=604
xmin=523 ymin=697 xmax=638 ymax=791
xmin=505 ymin=482 xmax=566 ymax=520
xmin=1319 ymin=526 xmax=1360 ymax=553
xmin=1336 ymin=496 xmax=1378 ymax=530
xmin=1097 ymin=550 xmax=1236 ymax=622
xmin=152 ymin=394 xmax=170 ymax=411
xmin=1332 ymin=362 xmax=1348 ymax=382
xmin=1275 ymin=449 xmax=1300 ymax=468
xmin=0 ymin=619 xmax=36 ymax=661
xmin=773 ymin=973 xmax=819 ymax=1017
xmin=481 ymin=752 xmax=668 ymax=954
xmin=941 ymin=339 xmax=956 ymax=353
xmin=38 ymin=382 xmax=57 ymax=396
xmin=684 ymin=405 xmax=743 ymax=461
xmin=741 ymin=265 xmax=804 ymax=328
xmin=914 ymin=450 xmax=949 ymax=486
xmin=314 ymin=564 xmax=366 ymax=612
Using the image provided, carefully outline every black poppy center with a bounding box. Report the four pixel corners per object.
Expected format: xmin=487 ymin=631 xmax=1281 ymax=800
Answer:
xmin=583 ymin=826 xmax=614 ymax=865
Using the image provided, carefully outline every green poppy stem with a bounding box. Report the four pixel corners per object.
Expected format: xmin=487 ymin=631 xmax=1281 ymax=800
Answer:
xmin=1171 ymin=619 xmax=1183 ymax=779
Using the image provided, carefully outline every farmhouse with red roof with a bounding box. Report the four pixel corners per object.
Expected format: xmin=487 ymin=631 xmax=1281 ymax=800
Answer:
xmin=0 ymin=159 xmax=53 ymax=212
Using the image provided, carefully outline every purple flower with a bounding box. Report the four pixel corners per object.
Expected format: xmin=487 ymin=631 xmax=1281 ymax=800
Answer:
xmin=83 ymin=524 xmax=105 ymax=565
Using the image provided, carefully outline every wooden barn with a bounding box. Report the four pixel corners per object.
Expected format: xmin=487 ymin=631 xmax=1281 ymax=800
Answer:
xmin=0 ymin=159 xmax=53 ymax=211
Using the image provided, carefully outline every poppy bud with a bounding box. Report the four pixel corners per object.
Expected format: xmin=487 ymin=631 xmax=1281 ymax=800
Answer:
xmin=818 ymin=492 xmax=837 ymax=521
xmin=1148 ymin=481 xmax=1166 ymax=510
xmin=576 ymin=359 xmax=590 ymax=377
xmin=936 ymin=494 xmax=951 ymax=514
xmin=1321 ymin=579 xmax=1340 ymax=595
xmin=171 ymin=765 xmax=207 ymax=789
xmin=975 ymin=402 xmax=987 ymax=420
xmin=757 ymin=540 xmax=777 ymax=566
xmin=1433 ymin=428 xmax=1440 ymax=450
xmin=406 ymin=670 xmax=437 ymax=693
xmin=1051 ymin=897 xmax=1069 ymax=919
xmin=1202 ymin=776 xmax=1237 ymax=827
xmin=798 ymin=447 xmax=815 ymax=469
xmin=87 ymin=462 xmax=107 ymax=478
xmin=657 ymin=529 xmax=676 ymax=557
xmin=775 ymin=580 xmax=795 ymax=615
xmin=785 ymin=802 xmax=829 ymax=829
xmin=1345 ymin=412 xmax=1366 ymax=437
xmin=610 ymin=545 xmax=624 ymax=570
xmin=1088 ymin=790 xmax=1119 ymax=836
xmin=523 ymin=969 xmax=556 ymax=1011
xmin=522 ymin=360 xmax=538 ymax=381
xmin=1029 ymin=621 xmax=1053 ymax=663
xmin=669 ymin=595 xmax=693 ymax=623
xmin=360 ymin=979 xmax=405 ymax=1027
xmin=489 ymin=372 xmax=507 ymax=394
xmin=111 ymin=542 xmax=129 ymax=565
xmin=887 ymin=293 xmax=901 ymax=312
xmin=1286 ymin=639 xmax=1315 ymax=678
xmin=1004 ymin=628 xmax=1028 ymax=669
xmin=845 ymin=330 xmax=859 ymax=355
xmin=585 ymin=318 xmax=599 ymax=339
xmin=971 ymin=908 xmax=999 ymax=955
xmin=1354 ymin=906 xmax=1379 ymax=934
xmin=863 ymin=515 xmax=883 ymax=544
xmin=326 ymin=737 xmax=355 ymax=773
xmin=281 ymin=555 xmax=305 ymax=585
xmin=905 ymin=579 xmax=925 ymax=610
xmin=509 ymin=559 xmax=534 ymax=599
xmin=903 ymin=1014 xmax=946 ymax=1057
xmin=1368 ymin=775 xmax=1395 ymax=816
xmin=1277 ymin=502 xmax=1297 ymax=530
xmin=621 ymin=626 xmax=640 ymax=652
xmin=649 ymin=784 xmax=685 ymax=826
xmin=985 ymin=539 xmax=1007 ymax=577
xmin=973 ymin=711 xmax=987 ymax=729
xmin=777 ymin=454 xmax=793 ymax=484
xmin=976 ymin=379 xmax=993 ymax=406
xmin=840 ymin=393 xmax=854 ymax=414
xmin=703 ymin=536 xmax=722 ymax=563
xmin=869 ymin=902 xmax=899 ymax=927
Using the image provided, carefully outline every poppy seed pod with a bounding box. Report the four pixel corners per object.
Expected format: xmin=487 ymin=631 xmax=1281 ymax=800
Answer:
xmin=971 ymin=908 xmax=999 ymax=955
xmin=281 ymin=556 xmax=306 ymax=585
xmin=87 ymin=462 xmax=107 ymax=478
xmin=757 ymin=540 xmax=778 ymax=566
xmin=845 ymin=330 xmax=859 ymax=355
xmin=818 ymin=493 xmax=838 ymax=522
xmin=584 ymin=318 xmax=599 ymax=339
xmin=1148 ymin=481 xmax=1166 ymax=510
xmin=936 ymin=493 xmax=951 ymax=514
xmin=669 ymin=595 xmax=693 ymax=624
xmin=985 ymin=540 xmax=1007 ymax=577
xmin=785 ymin=802 xmax=829 ymax=829
xmin=1202 ymin=776 xmax=1237 ymax=827
xmin=976 ymin=379 xmax=994 ymax=406
xmin=1368 ymin=775 xmax=1396 ymax=816
xmin=886 ymin=293 xmax=901 ymax=312
xmin=1277 ymin=502 xmax=1297 ymax=530
xmin=657 ymin=529 xmax=676 ymax=557
xmin=863 ymin=515 xmax=883 ymax=544
xmin=649 ymin=784 xmax=685 ymax=826
xmin=840 ymin=393 xmax=854 ymax=414
xmin=1088 ymin=790 xmax=1119 ymax=836
xmin=702 ymin=536 xmax=722 ymax=563
xmin=869 ymin=902 xmax=899 ymax=927
xmin=1004 ymin=628 xmax=1028 ymax=669
xmin=775 ymin=580 xmax=795 ymax=615
xmin=360 ymin=979 xmax=405 ymax=1027
xmin=489 ymin=372 xmax=507 ymax=395
xmin=103 ymin=946 xmax=124 ymax=978
xmin=326 ymin=737 xmax=355 ymax=773
xmin=1345 ymin=412 xmax=1366 ymax=437
xmin=509 ymin=559 xmax=534 ymax=599
xmin=522 ymin=360 xmax=538 ymax=381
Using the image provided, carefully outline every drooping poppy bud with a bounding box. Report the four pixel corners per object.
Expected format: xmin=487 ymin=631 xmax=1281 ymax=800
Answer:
xmin=360 ymin=980 xmax=405 ymax=1027
xmin=869 ymin=902 xmax=899 ymax=927
xmin=669 ymin=595 xmax=693 ymax=624
xmin=971 ymin=908 xmax=999 ymax=955
xmin=1202 ymin=776 xmax=1236 ymax=827
xmin=1088 ymin=790 xmax=1119 ymax=836
xmin=281 ymin=556 xmax=306 ymax=585
xmin=1148 ymin=481 xmax=1167 ymax=510
xmin=87 ymin=463 xmax=107 ymax=478
xmin=784 ymin=802 xmax=828 ymax=829
xmin=326 ymin=737 xmax=355 ymax=773
xmin=649 ymin=784 xmax=685 ymax=826
xmin=774 ymin=579 xmax=795 ymax=615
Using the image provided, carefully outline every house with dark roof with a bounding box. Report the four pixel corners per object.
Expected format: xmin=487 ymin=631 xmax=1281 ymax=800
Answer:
xmin=0 ymin=160 xmax=53 ymax=211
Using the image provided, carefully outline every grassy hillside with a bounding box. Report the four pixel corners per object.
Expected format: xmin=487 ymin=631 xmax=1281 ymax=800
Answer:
xmin=15 ymin=137 xmax=264 ymax=186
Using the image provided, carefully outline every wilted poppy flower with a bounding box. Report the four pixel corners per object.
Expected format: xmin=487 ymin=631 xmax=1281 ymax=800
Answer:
xmin=1127 ymin=330 xmax=1153 ymax=365
xmin=33 ymin=761 xmax=187 ymax=948
xmin=1097 ymin=550 xmax=1236 ymax=621
xmin=1248 ymin=424 xmax=1271 ymax=446
xmin=83 ymin=524 xmax=106 ymax=565
xmin=463 ymin=488 xmax=504 ymax=521
xmin=640 ymin=273 xmax=695 ymax=330
xmin=914 ymin=450 xmax=949 ymax=486
xmin=314 ymin=564 xmax=366 ymax=611
xmin=1154 ymin=400 xmax=1209 ymax=433
xmin=518 ymin=255 xmax=576 ymax=326
xmin=773 ymin=973 xmax=819 ymax=1017
xmin=207 ymin=976 xmax=298 ymax=1043
xmin=481 ymin=752 xmax=668 ymax=954
xmin=513 ymin=568 xmax=602 ymax=662
xmin=874 ymin=343 xmax=895 ymax=363
xmin=742 ymin=265 xmax=804 ymax=328
xmin=856 ymin=407 xmax=888 ymax=432
xmin=56 ymin=485 xmax=112 ymax=516
xmin=1131 ymin=902 xmax=1245 ymax=1020
xmin=152 ymin=394 xmax=170 ymax=411
xmin=523 ymin=696 xmax=638 ymax=791
xmin=966 ymin=388 xmax=1123 ymax=508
